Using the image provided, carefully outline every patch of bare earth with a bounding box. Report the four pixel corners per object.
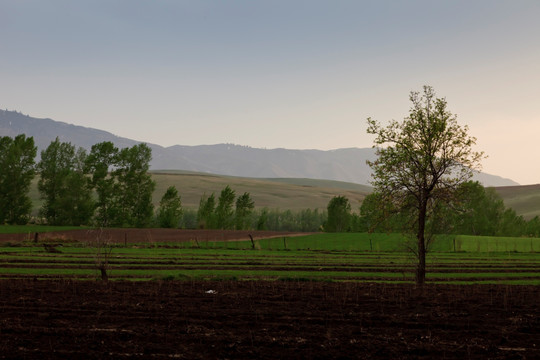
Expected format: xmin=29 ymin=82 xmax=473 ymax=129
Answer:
xmin=0 ymin=229 xmax=310 ymax=244
xmin=0 ymin=280 xmax=538 ymax=359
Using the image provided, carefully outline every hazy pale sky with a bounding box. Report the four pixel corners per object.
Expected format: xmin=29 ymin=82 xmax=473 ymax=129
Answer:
xmin=1 ymin=1 xmax=539 ymax=184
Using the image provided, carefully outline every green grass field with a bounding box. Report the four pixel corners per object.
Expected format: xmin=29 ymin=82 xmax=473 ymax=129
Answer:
xmin=1 ymin=232 xmax=539 ymax=284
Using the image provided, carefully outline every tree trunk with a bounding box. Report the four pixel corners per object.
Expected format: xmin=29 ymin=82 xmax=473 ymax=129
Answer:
xmin=416 ymin=233 xmax=426 ymax=285
xmin=416 ymin=197 xmax=427 ymax=285
xmin=100 ymin=266 xmax=108 ymax=281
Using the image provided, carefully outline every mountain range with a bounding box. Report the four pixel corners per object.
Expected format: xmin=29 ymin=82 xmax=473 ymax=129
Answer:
xmin=0 ymin=109 xmax=518 ymax=187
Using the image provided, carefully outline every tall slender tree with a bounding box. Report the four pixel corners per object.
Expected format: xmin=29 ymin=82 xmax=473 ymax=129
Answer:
xmin=37 ymin=138 xmax=94 ymax=225
xmin=235 ymin=192 xmax=255 ymax=230
xmin=215 ymin=186 xmax=236 ymax=229
xmin=85 ymin=141 xmax=119 ymax=227
xmin=0 ymin=135 xmax=37 ymax=224
xmin=197 ymin=193 xmax=216 ymax=229
xmin=114 ymin=143 xmax=155 ymax=227
xmin=157 ymin=186 xmax=183 ymax=228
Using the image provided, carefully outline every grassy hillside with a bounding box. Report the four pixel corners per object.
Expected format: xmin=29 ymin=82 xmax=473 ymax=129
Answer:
xmin=493 ymin=184 xmax=540 ymax=220
xmin=150 ymin=171 xmax=369 ymax=210
xmin=152 ymin=172 xmax=540 ymax=217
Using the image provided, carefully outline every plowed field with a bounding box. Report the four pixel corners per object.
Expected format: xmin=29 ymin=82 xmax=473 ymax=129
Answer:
xmin=1 ymin=280 xmax=538 ymax=359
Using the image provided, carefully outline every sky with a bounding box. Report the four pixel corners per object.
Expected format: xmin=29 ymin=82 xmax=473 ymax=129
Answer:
xmin=1 ymin=1 xmax=540 ymax=185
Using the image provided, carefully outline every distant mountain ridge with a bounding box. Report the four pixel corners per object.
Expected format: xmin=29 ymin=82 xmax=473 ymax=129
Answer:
xmin=0 ymin=109 xmax=519 ymax=187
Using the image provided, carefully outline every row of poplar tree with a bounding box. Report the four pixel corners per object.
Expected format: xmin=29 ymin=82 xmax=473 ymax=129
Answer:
xmin=0 ymin=135 xmax=159 ymax=227
xmin=0 ymin=134 xmax=326 ymax=231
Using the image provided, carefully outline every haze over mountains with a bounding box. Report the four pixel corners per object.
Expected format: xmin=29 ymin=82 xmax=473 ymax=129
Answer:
xmin=1 ymin=109 xmax=518 ymax=187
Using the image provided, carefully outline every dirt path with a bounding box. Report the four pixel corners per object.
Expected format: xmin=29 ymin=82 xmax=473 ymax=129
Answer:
xmin=0 ymin=229 xmax=310 ymax=244
xmin=1 ymin=280 xmax=538 ymax=359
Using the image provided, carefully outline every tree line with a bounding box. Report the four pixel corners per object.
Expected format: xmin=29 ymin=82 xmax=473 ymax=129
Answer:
xmin=0 ymin=135 xmax=326 ymax=231
xmin=2 ymin=134 xmax=537 ymax=235
xmin=325 ymin=181 xmax=540 ymax=238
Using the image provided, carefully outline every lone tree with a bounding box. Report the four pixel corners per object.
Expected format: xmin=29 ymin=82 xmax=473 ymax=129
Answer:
xmin=366 ymin=86 xmax=484 ymax=285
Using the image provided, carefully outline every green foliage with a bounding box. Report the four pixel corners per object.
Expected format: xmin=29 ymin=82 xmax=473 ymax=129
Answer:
xmin=157 ymin=186 xmax=183 ymax=228
xmin=180 ymin=208 xmax=198 ymax=229
xmin=298 ymin=208 xmax=324 ymax=232
xmin=256 ymin=208 xmax=268 ymax=230
xmin=215 ymin=185 xmax=236 ymax=229
xmin=85 ymin=142 xmax=156 ymax=227
xmin=258 ymin=208 xmax=326 ymax=232
xmin=197 ymin=193 xmax=216 ymax=229
xmin=114 ymin=144 xmax=156 ymax=227
xmin=235 ymin=192 xmax=254 ymax=230
xmin=325 ymin=196 xmax=352 ymax=232
xmin=0 ymin=135 xmax=37 ymax=224
xmin=450 ymin=182 xmax=504 ymax=235
xmin=360 ymin=181 xmax=534 ymax=238
xmin=85 ymin=141 xmax=119 ymax=227
xmin=37 ymin=138 xmax=94 ymax=225
xmin=526 ymin=216 xmax=540 ymax=237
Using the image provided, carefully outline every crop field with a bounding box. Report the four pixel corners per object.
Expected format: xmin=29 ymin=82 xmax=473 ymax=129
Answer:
xmin=1 ymin=228 xmax=539 ymax=358
xmin=1 ymin=229 xmax=539 ymax=285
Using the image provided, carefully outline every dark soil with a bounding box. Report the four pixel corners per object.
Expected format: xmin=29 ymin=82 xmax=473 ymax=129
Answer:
xmin=1 ymin=280 xmax=538 ymax=359
xmin=0 ymin=229 xmax=307 ymax=244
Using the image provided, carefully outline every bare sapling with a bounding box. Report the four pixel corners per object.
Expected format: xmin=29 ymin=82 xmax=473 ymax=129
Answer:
xmin=94 ymin=229 xmax=113 ymax=281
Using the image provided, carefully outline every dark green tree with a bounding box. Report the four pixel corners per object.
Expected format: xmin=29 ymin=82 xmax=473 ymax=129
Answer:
xmin=180 ymin=208 xmax=198 ymax=229
xmin=256 ymin=208 xmax=269 ymax=230
xmin=197 ymin=193 xmax=216 ymax=229
xmin=325 ymin=196 xmax=352 ymax=232
xmin=299 ymin=208 xmax=325 ymax=232
xmin=37 ymin=138 xmax=94 ymax=225
xmin=157 ymin=186 xmax=183 ymax=228
xmin=0 ymin=135 xmax=37 ymax=224
xmin=235 ymin=192 xmax=255 ymax=230
xmin=85 ymin=141 xmax=119 ymax=227
xmin=367 ymin=86 xmax=484 ymax=284
xmin=498 ymin=208 xmax=526 ymax=237
xmin=113 ymin=144 xmax=155 ymax=227
xmin=526 ymin=216 xmax=540 ymax=238
xmin=215 ymin=185 xmax=236 ymax=229
xmin=451 ymin=182 xmax=504 ymax=236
